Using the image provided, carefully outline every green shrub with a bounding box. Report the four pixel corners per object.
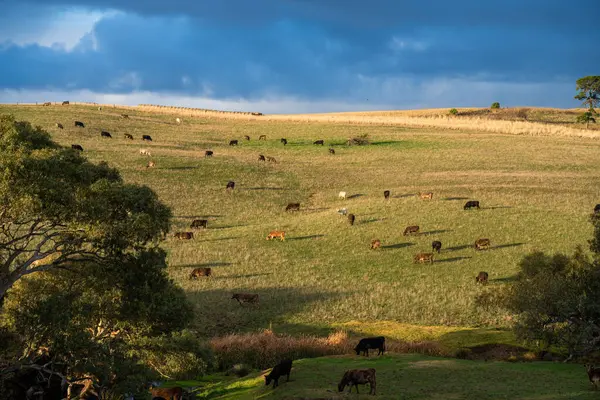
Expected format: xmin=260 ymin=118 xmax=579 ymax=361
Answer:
xmin=491 ymin=102 xmax=501 ymax=109
xmin=449 ymin=108 xmax=458 ymax=115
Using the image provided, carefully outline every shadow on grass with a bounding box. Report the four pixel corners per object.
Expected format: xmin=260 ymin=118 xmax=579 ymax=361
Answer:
xmin=164 ymin=166 xmax=198 ymax=170
xmin=371 ymin=140 xmax=402 ymax=146
xmin=211 ymin=224 xmax=247 ymax=230
xmin=490 ymin=275 xmax=518 ymax=284
xmin=435 ymin=256 xmax=472 ymax=263
xmin=244 ymin=187 xmax=289 ymax=191
xmin=490 ymin=243 xmax=525 ymax=250
xmin=214 ymin=273 xmax=273 ymax=280
xmin=196 ymin=236 xmax=241 ymax=242
xmin=445 ymin=244 xmax=473 ymax=251
xmin=382 ymin=243 xmax=414 ymax=250
xmin=174 ymin=214 xmax=223 ymax=219
xmin=288 ymin=234 xmax=326 ymax=241
xmin=174 ymin=262 xmax=233 ymax=269
xmin=420 ymin=229 xmax=452 ymax=235
xmin=442 ymin=196 xmax=470 ymax=201
xmin=347 ymin=193 xmax=366 ymax=199
xmin=393 ymin=193 xmax=416 ymax=198
xmin=360 ymin=218 xmax=385 ymax=225
xmin=483 ymin=206 xmax=513 ymax=210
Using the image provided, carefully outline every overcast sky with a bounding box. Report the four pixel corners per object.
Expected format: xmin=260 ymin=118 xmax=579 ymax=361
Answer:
xmin=0 ymin=0 xmax=598 ymax=113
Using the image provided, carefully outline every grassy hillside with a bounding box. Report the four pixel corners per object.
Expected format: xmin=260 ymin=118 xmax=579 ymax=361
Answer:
xmin=188 ymin=353 xmax=597 ymax=399
xmin=2 ymin=104 xmax=600 ymax=338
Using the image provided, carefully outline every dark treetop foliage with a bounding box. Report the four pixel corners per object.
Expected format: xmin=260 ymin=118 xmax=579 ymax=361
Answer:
xmin=0 ymin=114 xmax=171 ymax=299
xmin=574 ymin=76 xmax=600 ymax=111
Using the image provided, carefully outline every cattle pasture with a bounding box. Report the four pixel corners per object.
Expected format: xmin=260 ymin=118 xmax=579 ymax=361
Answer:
xmin=3 ymin=104 xmax=600 ymax=338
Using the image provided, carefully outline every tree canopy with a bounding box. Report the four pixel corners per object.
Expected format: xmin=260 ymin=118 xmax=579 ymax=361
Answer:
xmin=0 ymin=114 xmax=171 ymax=299
xmin=574 ymin=76 xmax=600 ymax=111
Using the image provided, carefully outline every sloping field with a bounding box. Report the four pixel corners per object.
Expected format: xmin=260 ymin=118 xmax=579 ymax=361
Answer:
xmin=2 ymin=103 xmax=600 ymax=339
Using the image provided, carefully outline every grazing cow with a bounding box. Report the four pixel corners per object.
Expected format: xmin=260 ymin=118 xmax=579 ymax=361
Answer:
xmin=175 ymin=117 xmax=181 ymax=124
xmin=464 ymin=200 xmax=481 ymax=210
xmin=338 ymin=369 xmax=376 ymax=395
xmin=74 ymin=121 xmax=85 ymax=128
xmin=355 ymin=337 xmax=385 ymax=356
xmin=258 ymin=154 xmax=266 ymax=161
xmin=189 ymin=267 xmax=212 ymax=279
xmin=403 ymin=225 xmax=420 ymax=235
xmin=329 ymin=148 xmax=335 ymax=154
xmin=348 ymin=213 xmax=356 ymax=226
xmin=101 ymin=131 xmax=112 ymax=138
xmin=259 ymin=135 xmax=267 ymax=140
xmin=71 ymin=144 xmax=83 ymax=152
xmin=384 ymin=190 xmax=390 ymax=200
xmin=280 ymin=138 xmax=287 ymax=145
xmin=231 ymin=293 xmax=259 ymax=305
xmin=314 ymin=140 xmax=324 ymax=145
xmin=474 ymin=238 xmax=491 ymax=250
xmin=205 ymin=150 xmax=214 ymax=157
xmin=226 ymin=181 xmax=235 ymax=191
xmin=174 ymin=232 xmax=193 ymax=240
xmin=419 ymin=192 xmax=433 ymax=200
xmin=337 ymin=208 xmax=348 ymax=216
xmin=414 ymin=252 xmax=434 ymax=264
xmin=124 ymin=133 xmax=134 ymax=140
xmin=432 ymin=240 xmax=442 ymax=253
xmin=266 ymin=231 xmax=285 ymax=241
xmin=140 ymin=149 xmax=152 ymax=156
xmin=62 ymin=101 xmax=70 ymax=105
xmin=339 ymin=191 xmax=347 ymax=200
xmin=190 ymin=219 xmax=208 ymax=229
xmin=55 ymin=123 xmax=64 ymax=129
xmin=149 ymin=386 xmax=184 ymax=400
xmin=475 ymin=271 xmax=489 ymax=285
xmin=43 ymin=102 xmax=51 ymax=106
xmin=244 ymin=135 xmax=250 ymax=141
xmin=142 ymin=135 xmax=153 ymax=141
xmin=285 ymin=203 xmax=300 ymax=212
xmin=266 ymin=156 xmax=277 ymax=163
xmin=594 ymin=204 xmax=600 ymax=214
xmin=585 ymin=364 xmax=600 ymax=390
xmin=229 ymin=140 xmax=238 ymax=146
xmin=146 ymin=160 xmax=156 ymax=168
xmin=97 ymin=106 xmax=102 ymax=111
xmin=371 ymin=239 xmax=381 ymax=250
xmin=265 ymin=359 xmax=292 ymax=388
xmin=121 ymin=114 xmax=129 ymax=119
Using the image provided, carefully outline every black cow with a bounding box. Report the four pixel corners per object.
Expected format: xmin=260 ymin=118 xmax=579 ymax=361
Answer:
xmin=62 ymin=101 xmax=70 ymax=105
xmin=384 ymin=190 xmax=390 ymax=200
xmin=229 ymin=140 xmax=238 ymax=146
xmin=265 ymin=359 xmax=292 ymax=388
xmin=329 ymin=148 xmax=335 ymax=154
xmin=354 ymin=336 xmax=385 ymax=356
xmin=205 ymin=150 xmax=214 ymax=157
xmin=124 ymin=133 xmax=134 ymax=140
xmin=74 ymin=121 xmax=85 ymax=128
xmin=475 ymin=271 xmax=489 ymax=285
xmin=226 ymin=181 xmax=235 ymax=191
xmin=432 ymin=240 xmax=442 ymax=253
xmin=348 ymin=213 xmax=356 ymax=226
xmin=142 ymin=135 xmax=153 ymax=141
xmin=314 ymin=140 xmax=324 ymax=145
xmin=258 ymin=154 xmax=266 ymax=161
xmin=464 ymin=200 xmax=480 ymax=210
xmin=71 ymin=144 xmax=83 ymax=151
xmin=286 ymin=203 xmax=300 ymax=212
xmin=280 ymin=138 xmax=287 ymax=145
xmin=190 ymin=219 xmax=208 ymax=229
xmin=101 ymin=131 xmax=112 ymax=138
xmin=594 ymin=204 xmax=600 ymax=214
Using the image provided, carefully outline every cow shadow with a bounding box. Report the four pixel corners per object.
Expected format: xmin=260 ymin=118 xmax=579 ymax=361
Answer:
xmin=165 ymin=166 xmax=198 ymax=170
xmin=347 ymin=194 xmax=366 ymax=200
xmin=490 ymin=275 xmax=518 ymax=283
xmin=490 ymin=243 xmax=525 ymax=250
xmin=244 ymin=187 xmax=289 ymax=191
xmin=382 ymin=243 xmax=414 ymax=250
xmin=393 ymin=193 xmax=416 ymax=198
xmin=420 ymin=229 xmax=452 ymax=235
xmin=360 ymin=218 xmax=384 ymax=225
xmin=196 ymin=236 xmax=241 ymax=242
xmin=213 ymin=273 xmax=273 ymax=280
xmin=482 ymin=206 xmax=513 ymax=210
xmin=435 ymin=256 xmax=472 ymax=263
xmin=174 ymin=214 xmax=223 ymax=219
xmin=445 ymin=244 xmax=473 ymax=252
xmin=175 ymin=262 xmax=233 ymax=268
xmin=288 ymin=234 xmax=326 ymax=241
xmin=211 ymin=224 xmax=247 ymax=230
xmin=442 ymin=197 xmax=470 ymax=201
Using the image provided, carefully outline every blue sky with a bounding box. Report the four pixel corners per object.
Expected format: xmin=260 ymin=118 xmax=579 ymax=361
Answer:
xmin=0 ymin=0 xmax=598 ymax=113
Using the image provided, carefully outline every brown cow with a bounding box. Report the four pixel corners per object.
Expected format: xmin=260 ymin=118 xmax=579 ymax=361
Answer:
xmin=314 ymin=140 xmax=324 ymax=145
xmin=266 ymin=231 xmax=285 ymax=241
xmin=190 ymin=219 xmax=208 ymax=229
xmin=149 ymin=386 xmax=184 ymax=400
xmin=329 ymin=148 xmax=335 ymax=154
xmin=474 ymin=238 xmax=491 ymax=250
xmin=285 ymin=203 xmax=300 ymax=212
xmin=71 ymin=144 xmax=83 ymax=151
xmin=414 ymin=253 xmax=434 ymax=264
xmin=121 ymin=113 xmax=129 ymax=119
xmin=174 ymin=232 xmax=193 ymax=240
xmin=252 ymin=112 xmax=263 ymax=116
xmin=475 ymin=271 xmax=489 ymax=284
xmin=43 ymin=102 xmax=51 ymax=106
xmin=259 ymin=135 xmax=267 ymax=140
xmin=124 ymin=133 xmax=134 ymax=140
xmin=585 ymin=364 xmax=600 ymax=390
xmin=338 ymin=369 xmax=376 ymax=395
xmin=55 ymin=122 xmax=64 ymax=129
xmin=403 ymin=225 xmax=420 ymax=235
xmin=146 ymin=160 xmax=156 ymax=169
xmin=419 ymin=192 xmax=433 ymax=200
xmin=384 ymin=190 xmax=390 ymax=200
xmin=348 ymin=213 xmax=356 ymax=226
xmin=266 ymin=156 xmax=277 ymax=163
xmin=205 ymin=150 xmax=214 ymax=157
xmin=244 ymin=135 xmax=250 ymax=141
xmin=370 ymin=239 xmax=381 ymax=250
xmin=226 ymin=181 xmax=235 ymax=191
xmin=258 ymin=154 xmax=266 ymax=161
xmin=190 ymin=267 xmax=212 ymax=279
xmin=231 ymin=293 xmax=259 ymax=304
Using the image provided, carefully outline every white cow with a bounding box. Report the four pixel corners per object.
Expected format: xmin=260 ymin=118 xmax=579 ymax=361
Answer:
xmin=139 ymin=149 xmax=152 ymax=156
xmin=175 ymin=117 xmax=182 ymax=124
xmin=337 ymin=208 xmax=348 ymax=216
xmin=338 ymin=191 xmax=347 ymax=200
